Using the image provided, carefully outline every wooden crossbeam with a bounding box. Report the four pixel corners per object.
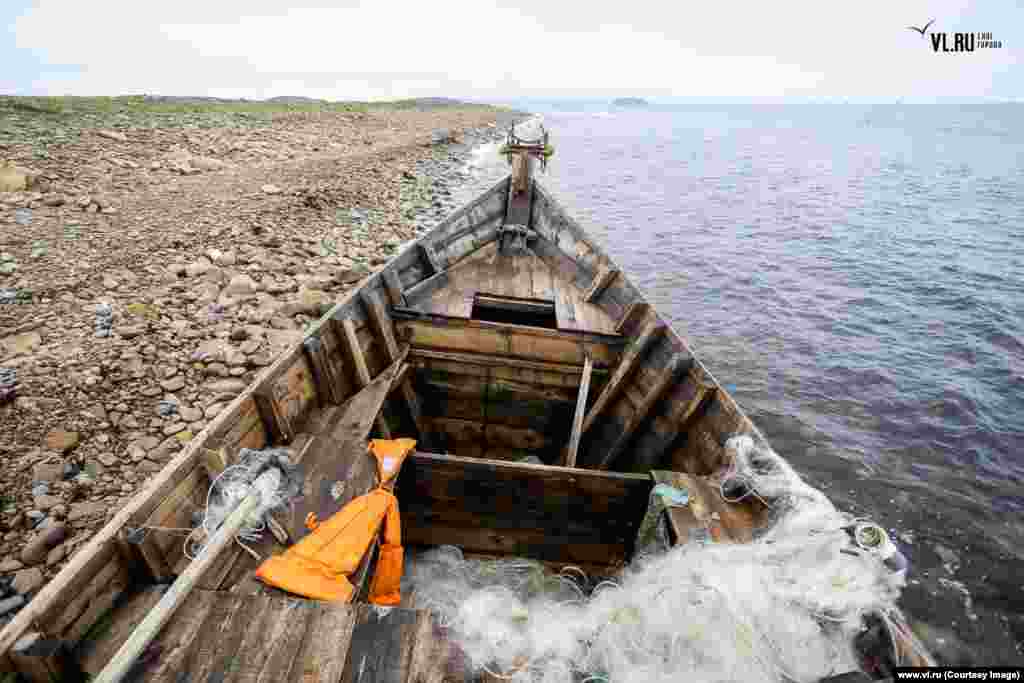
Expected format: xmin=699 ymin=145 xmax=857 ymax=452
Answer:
xmin=362 ymin=290 xmax=425 ymax=439
xmin=340 ymin=318 xmax=390 ymax=438
xmin=564 ymin=355 xmax=594 ymax=468
xmin=362 ymin=290 xmax=400 ymax=363
xmin=584 ymin=264 xmax=619 ymax=303
xmin=581 ymin=321 xmax=664 ymax=436
xmin=596 ymin=354 xmax=691 ymax=471
xmin=340 ymin=319 xmax=372 ymax=387
xmin=303 ymin=327 xmax=344 ymax=405
xmin=644 ymin=381 xmax=716 ymax=470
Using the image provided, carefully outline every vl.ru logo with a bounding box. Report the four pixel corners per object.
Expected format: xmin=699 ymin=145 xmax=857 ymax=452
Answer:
xmin=906 ymin=20 xmax=1004 ymax=51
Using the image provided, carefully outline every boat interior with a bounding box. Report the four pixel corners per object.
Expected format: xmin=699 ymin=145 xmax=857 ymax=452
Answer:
xmin=2 ymin=158 xmax=921 ymax=681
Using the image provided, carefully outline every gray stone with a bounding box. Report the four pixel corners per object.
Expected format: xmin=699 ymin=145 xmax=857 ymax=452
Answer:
xmin=0 ymin=595 xmax=25 ymax=617
xmin=224 ymin=274 xmax=258 ymax=298
xmin=119 ymin=324 xmax=148 ymax=339
xmin=12 ymin=567 xmax=45 ymax=595
xmin=204 ymin=378 xmax=247 ymax=394
xmin=149 ymin=435 xmax=181 ymax=462
xmin=45 ymin=543 xmax=65 ymax=566
xmin=160 ymin=376 xmax=186 ymax=392
xmin=203 ymin=362 xmax=230 ymax=377
xmin=178 ymin=405 xmax=203 ymax=422
xmin=32 ymin=458 xmax=65 ymax=483
xmin=204 ymin=401 xmax=226 ymax=419
xmin=34 ymin=495 xmax=62 ymax=511
xmin=20 ymin=523 xmax=66 ymax=565
xmin=98 ymin=129 xmax=128 ymax=142
xmin=186 ymin=256 xmax=213 ymax=278
xmin=162 ymin=421 xmax=187 ymax=436
xmin=68 ymin=501 xmax=107 ymax=522
xmin=83 ymin=403 xmax=108 ymax=422
xmin=239 ymin=339 xmax=261 ymax=355
xmin=0 ymin=558 xmax=24 ymax=573
xmin=25 ymin=510 xmax=45 ymax=525
xmin=133 ymin=435 xmax=161 ymax=451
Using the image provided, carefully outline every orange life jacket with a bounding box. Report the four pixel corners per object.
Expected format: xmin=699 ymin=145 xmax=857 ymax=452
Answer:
xmin=255 ymin=438 xmax=415 ymax=605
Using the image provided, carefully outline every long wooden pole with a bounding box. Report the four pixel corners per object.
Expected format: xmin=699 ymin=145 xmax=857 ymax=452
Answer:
xmin=94 ymin=468 xmax=280 ymax=683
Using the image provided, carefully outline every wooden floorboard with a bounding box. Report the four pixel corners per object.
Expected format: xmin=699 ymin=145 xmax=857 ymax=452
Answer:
xmin=76 ymin=587 xmax=470 ymax=683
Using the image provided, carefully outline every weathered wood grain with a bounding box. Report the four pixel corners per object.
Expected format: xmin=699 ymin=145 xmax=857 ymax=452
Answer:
xmin=341 ymin=604 xmax=420 ymax=683
xmin=565 ymin=355 xmax=593 ymax=468
xmin=281 ymin=357 xmax=401 ymax=542
xmin=398 ymin=451 xmax=651 ymax=564
xmin=394 ymin=310 xmax=623 ymax=367
xmin=615 ymin=301 xmax=650 ymax=335
xmin=581 ymin=320 xmax=665 ymax=435
xmin=583 ymin=264 xmax=618 ymax=303
xmin=596 ymin=354 xmax=692 ymax=471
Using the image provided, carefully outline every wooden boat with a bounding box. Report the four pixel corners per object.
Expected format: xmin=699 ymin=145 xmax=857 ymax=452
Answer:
xmin=0 ymin=136 xmax=932 ymax=681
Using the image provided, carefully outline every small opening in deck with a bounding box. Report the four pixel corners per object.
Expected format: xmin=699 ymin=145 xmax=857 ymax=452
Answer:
xmin=471 ymin=294 xmax=558 ymax=329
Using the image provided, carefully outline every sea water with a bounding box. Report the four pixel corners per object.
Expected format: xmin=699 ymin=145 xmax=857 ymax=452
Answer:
xmin=454 ymin=101 xmax=1024 ymax=664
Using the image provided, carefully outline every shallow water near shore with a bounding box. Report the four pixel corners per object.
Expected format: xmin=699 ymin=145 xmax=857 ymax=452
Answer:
xmin=455 ymin=102 xmax=1024 ymax=663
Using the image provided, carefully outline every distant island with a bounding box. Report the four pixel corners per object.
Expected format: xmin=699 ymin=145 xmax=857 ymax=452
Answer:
xmin=611 ymin=97 xmax=649 ymax=107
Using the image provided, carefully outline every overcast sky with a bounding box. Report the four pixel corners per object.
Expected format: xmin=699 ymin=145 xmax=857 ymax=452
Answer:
xmin=3 ymin=0 xmax=1020 ymax=102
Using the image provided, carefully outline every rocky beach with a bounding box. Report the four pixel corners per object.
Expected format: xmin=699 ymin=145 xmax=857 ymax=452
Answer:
xmin=0 ymin=96 xmax=525 ymax=620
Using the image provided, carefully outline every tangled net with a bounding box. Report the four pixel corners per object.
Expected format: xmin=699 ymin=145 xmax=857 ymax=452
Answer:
xmin=403 ymin=436 xmax=921 ymax=682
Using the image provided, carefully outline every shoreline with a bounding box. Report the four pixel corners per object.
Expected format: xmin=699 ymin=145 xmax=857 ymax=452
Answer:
xmin=0 ymin=101 xmax=528 ymax=616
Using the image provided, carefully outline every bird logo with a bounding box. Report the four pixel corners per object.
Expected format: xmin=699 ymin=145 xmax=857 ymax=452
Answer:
xmin=907 ymin=19 xmax=935 ymax=36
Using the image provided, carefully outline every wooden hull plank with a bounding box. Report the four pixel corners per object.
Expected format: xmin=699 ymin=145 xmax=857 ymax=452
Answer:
xmin=341 ymin=604 xmax=420 ymax=683
xmin=284 ymin=357 xmax=402 ymax=541
xmin=398 ymin=451 xmax=652 ymax=565
xmin=581 ymin=320 xmax=665 ymax=436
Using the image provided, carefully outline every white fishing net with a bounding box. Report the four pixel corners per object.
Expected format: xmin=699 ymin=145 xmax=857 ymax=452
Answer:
xmin=403 ymin=435 xmax=915 ymax=682
xmin=186 ymin=448 xmax=302 ymax=559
